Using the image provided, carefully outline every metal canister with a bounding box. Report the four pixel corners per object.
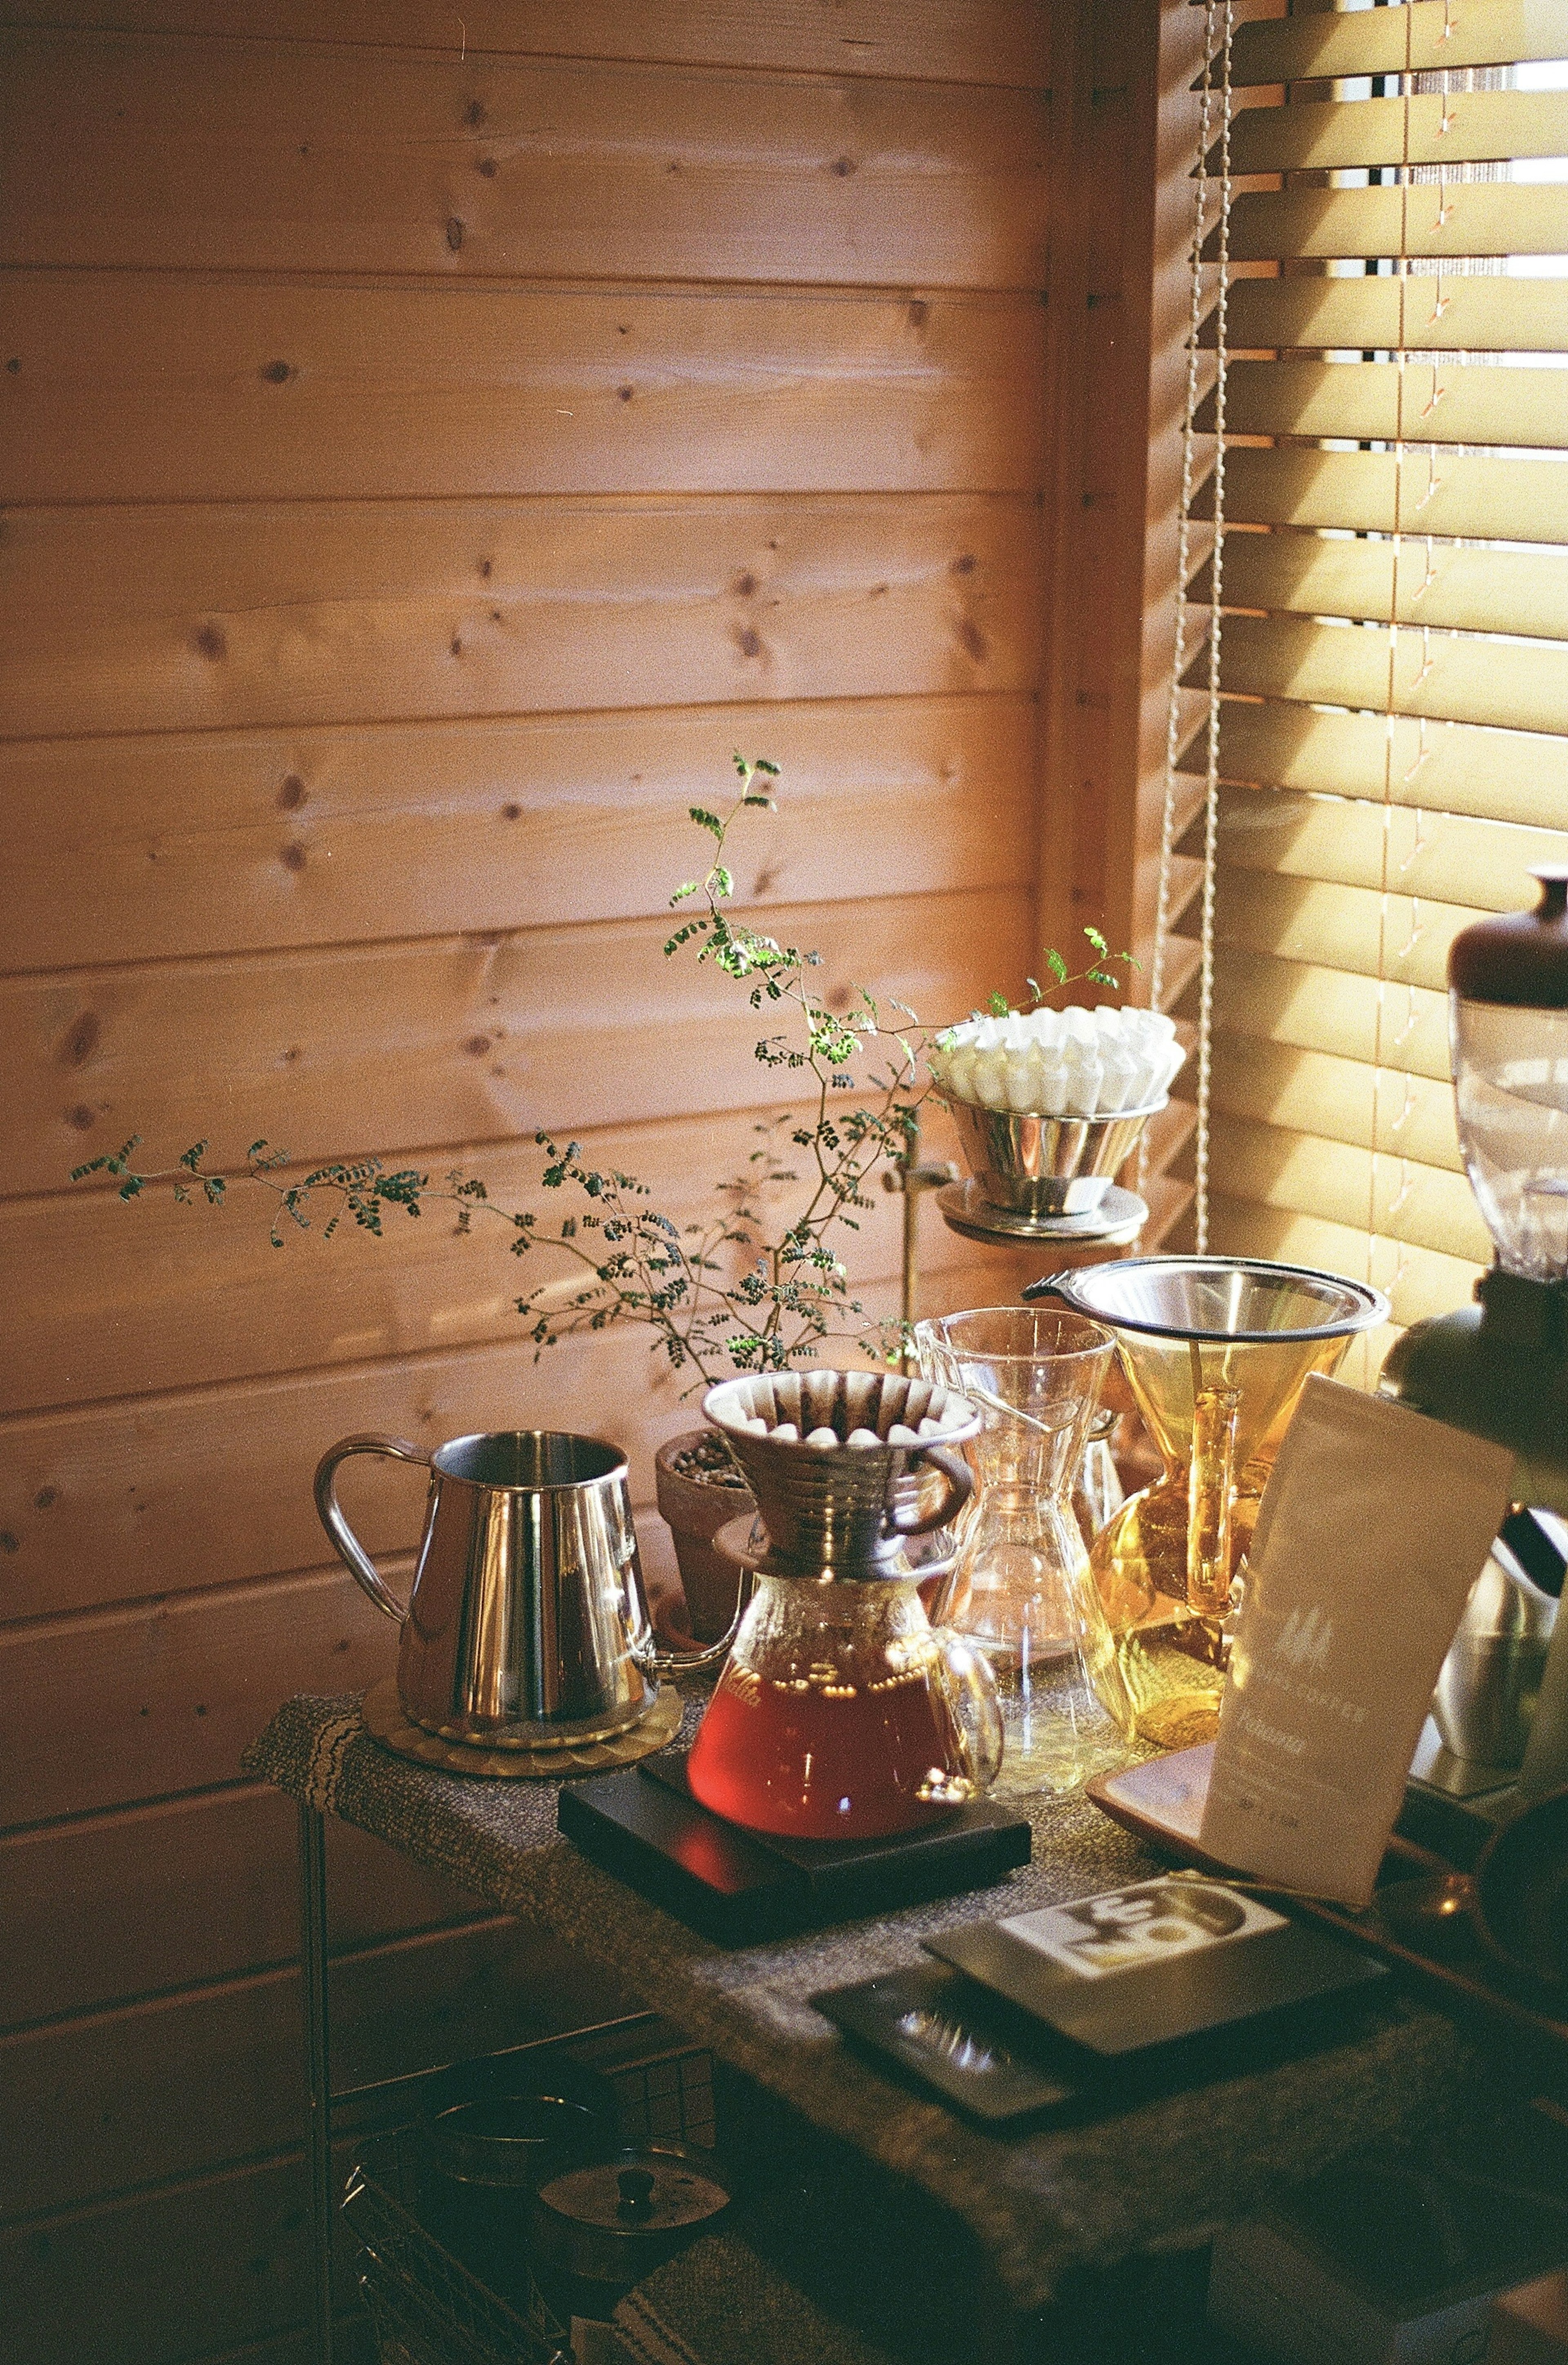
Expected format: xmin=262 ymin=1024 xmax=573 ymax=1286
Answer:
xmin=529 ymin=2142 xmax=730 ymax=2336
xmin=420 ymin=2091 xmax=603 ymax=2303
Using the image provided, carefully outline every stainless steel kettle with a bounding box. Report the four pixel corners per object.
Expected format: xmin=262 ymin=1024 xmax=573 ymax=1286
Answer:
xmin=315 ymin=1429 xmax=733 ymax=1745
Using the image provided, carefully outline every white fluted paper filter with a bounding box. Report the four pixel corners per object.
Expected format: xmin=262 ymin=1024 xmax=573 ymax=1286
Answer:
xmin=926 ymin=1004 xmax=1185 ymax=1119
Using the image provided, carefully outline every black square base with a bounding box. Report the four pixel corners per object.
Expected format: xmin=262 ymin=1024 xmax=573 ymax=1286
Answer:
xmin=557 ymin=1753 xmax=1031 ymax=1945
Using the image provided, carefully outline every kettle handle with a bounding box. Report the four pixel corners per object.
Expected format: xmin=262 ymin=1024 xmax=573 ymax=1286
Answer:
xmin=890 ymin=1445 xmax=973 ymax=1537
xmin=313 ymin=1432 xmax=430 ymax=1623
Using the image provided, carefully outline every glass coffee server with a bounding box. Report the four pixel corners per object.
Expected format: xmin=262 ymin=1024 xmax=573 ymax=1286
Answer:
xmin=915 ymin=1305 xmax=1127 ymax=1798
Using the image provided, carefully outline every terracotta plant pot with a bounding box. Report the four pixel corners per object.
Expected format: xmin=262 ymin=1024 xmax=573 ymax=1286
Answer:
xmin=654 ymin=1430 xmax=755 ymax=1643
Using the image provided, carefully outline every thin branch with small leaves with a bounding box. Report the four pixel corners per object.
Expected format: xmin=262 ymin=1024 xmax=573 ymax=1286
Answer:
xmin=74 ymin=761 xmax=1134 ymax=1390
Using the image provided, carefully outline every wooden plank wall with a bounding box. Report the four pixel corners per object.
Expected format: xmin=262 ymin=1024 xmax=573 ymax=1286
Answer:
xmin=0 ymin=4 xmax=1163 ymax=2356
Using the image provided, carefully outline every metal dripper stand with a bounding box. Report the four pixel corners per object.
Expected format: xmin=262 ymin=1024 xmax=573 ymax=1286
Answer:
xmin=926 ymin=1094 xmax=1153 ymax=1260
xmin=883 ymin=1109 xmax=1149 ymax=1378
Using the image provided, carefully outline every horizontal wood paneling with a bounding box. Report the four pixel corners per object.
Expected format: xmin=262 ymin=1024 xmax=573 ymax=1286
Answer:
xmin=0 ymin=1253 xmax=1028 ymax=1624
xmin=3 ymin=887 xmax=1030 ymax=1200
xmin=0 ymin=0 xmax=1074 ymax=2315
xmin=1 ymin=695 xmax=1034 ymax=973
xmin=4 ymin=2150 xmax=318 ymax=2365
xmin=0 ymin=2 xmax=1048 ymax=85
xmin=0 ymin=31 xmax=1051 ymax=286
xmin=0 ymin=1788 xmax=487 ymax=2029
xmin=3 ymin=1100 xmax=989 ymax=1413
xmin=2 ymin=274 xmax=1045 ymax=503
xmin=0 ymin=494 xmax=1039 ymax=739
xmin=0 ymin=1565 xmax=403 ymax=1824
xmin=0 ymin=1915 xmax=628 ymax=2220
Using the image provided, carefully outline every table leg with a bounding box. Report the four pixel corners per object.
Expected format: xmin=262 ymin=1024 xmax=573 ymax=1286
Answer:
xmin=298 ymin=1802 xmax=334 ymax=2365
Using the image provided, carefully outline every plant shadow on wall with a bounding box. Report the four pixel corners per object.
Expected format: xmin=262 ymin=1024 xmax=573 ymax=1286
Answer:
xmin=70 ymin=757 xmax=1133 ymax=1388
xmin=70 ymin=760 xmax=1135 ymax=1635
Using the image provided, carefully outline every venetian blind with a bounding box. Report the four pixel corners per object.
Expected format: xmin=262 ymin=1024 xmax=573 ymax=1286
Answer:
xmin=1171 ymin=0 xmax=1568 ymax=1367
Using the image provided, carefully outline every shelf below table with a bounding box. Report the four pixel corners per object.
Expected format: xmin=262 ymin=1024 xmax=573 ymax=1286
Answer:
xmin=247 ymin=1689 xmax=1479 ymax=2320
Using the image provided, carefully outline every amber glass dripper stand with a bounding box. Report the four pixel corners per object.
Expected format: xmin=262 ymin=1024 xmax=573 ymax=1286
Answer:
xmin=1029 ymin=1258 xmax=1388 ymax=1750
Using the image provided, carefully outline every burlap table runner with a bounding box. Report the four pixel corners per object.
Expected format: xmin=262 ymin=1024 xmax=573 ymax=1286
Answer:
xmin=246 ymin=1691 xmax=1471 ymax=2313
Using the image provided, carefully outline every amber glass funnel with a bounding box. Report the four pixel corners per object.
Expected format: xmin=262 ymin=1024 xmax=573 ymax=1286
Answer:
xmin=1028 ymin=1258 xmax=1388 ymax=1749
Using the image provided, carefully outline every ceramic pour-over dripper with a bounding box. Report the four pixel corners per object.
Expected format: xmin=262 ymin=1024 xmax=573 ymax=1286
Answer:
xmin=1029 ymin=1258 xmax=1388 ymax=1749
xmin=702 ymin=1367 xmax=981 ymax=1577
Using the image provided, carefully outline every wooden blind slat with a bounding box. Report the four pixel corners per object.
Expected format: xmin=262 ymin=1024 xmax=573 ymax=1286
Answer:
xmin=1194 ymin=531 xmax=1568 ymax=643
xmin=1220 ymin=272 xmax=1568 ymax=354
xmin=1214 ymin=868 xmax=1468 ymax=999
xmin=1213 ymin=1031 xmax=1464 ymax=1178
xmin=1210 ymin=1110 xmax=1493 ymax=1267
xmin=1228 ymin=89 xmax=1568 ymax=176
xmin=1231 ymin=0 xmax=1568 ymax=89
xmin=1201 ymin=356 xmax=1568 ymax=455
xmin=1191 ymin=701 xmax=1568 ymax=828
xmin=1207 ymin=445 xmax=1568 ymax=547
xmin=1206 ymin=1191 xmax=1480 ymax=1340
xmin=1188 ymin=940 xmax=1452 ymax=1083
xmin=1221 ymin=183 xmax=1568 ymax=265
xmin=1189 ymin=612 xmax=1568 ymax=739
xmin=1187 ymin=782 xmax=1568 ymax=915
xmin=1221 ymin=274 xmax=1568 ymax=358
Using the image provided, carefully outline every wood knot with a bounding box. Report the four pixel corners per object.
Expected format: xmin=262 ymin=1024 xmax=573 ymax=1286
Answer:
xmin=34 ymin=1487 xmax=57 ymax=1510
xmin=6 ymin=357 xmax=20 ymax=373
xmin=62 ymin=1012 xmax=100 ymax=1067
xmin=276 ymin=775 xmax=305 ymax=810
xmin=465 ymin=1034 xmax=492 ymax=1056
xmin=450 ymin=636 xmax=463 ymax=657
xmin=280 ymin=842 xmax=306 ymax=872
xmin=831 ymin=156 xmax=857 ymax=176
xmin=502 ymin=802 xmax=522 ymax=821
xmin=733 ymin=571 xmax=757 ymax=597
xmin=478 ymin=557 xmax=492 ymax=577
xmin=736 ymin=626 xmax=762 ymax=659
xmin=617 ymin=384 xmax=633 ymax=401
xmin=259 ymin=359 xmax=292 ymax=384
xmin=446 ymin=216 xmax=465 ymax=251
xmin=951 ymin=553 xmax=976 ymax=575
xmin=907 ymin=299 xmax=929 ymax=329
xmin=193 ymin=623 xmax=227 ymax=661
xmin=67 ymin=1103 xmax=96 ymax=1131
xmin=477 ymin=156 xmax=498 ymax=177
xmin=956 ymin=616 xmax=990 ymax=662
xmin=464 ymin=97 xmax=486 ymax=126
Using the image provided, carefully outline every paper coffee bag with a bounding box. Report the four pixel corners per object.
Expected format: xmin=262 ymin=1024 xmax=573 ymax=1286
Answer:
xmin=1198 ymin=1375 xmax=1516 ymax=1907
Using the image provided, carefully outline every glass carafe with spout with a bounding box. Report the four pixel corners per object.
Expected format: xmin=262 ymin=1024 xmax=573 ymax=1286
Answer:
xmin=915 ymin=1307 xmax=1124 ymax=1798
xmin=686 ymin=1368 xmax=1004 ymax=1839
xmin=1030 ymin=1259 xmax=1388 ymax=1750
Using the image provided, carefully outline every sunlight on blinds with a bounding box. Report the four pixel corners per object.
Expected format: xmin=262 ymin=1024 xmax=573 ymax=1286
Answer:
xmin=1171 ymin=0 xmax=1568 ymax=1383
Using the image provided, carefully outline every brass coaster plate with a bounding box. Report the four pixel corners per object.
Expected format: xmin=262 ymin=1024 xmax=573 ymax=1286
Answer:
xmin=936 ymin=1178 xmax=1148 ymax=1248
xmin=362 ymin=1677 xmax=682 ymax=1779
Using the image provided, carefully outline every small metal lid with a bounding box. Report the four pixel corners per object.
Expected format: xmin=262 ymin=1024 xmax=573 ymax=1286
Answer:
xmin=531 ymin=2145 xmax=729 ymax=2284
